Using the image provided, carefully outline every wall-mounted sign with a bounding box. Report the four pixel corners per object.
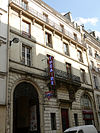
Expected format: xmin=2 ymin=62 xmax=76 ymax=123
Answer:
xmin=47 ymin=55 xmax=55 ymax=86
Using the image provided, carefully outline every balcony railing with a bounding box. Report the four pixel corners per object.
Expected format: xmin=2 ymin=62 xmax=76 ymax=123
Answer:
xmin=45 ymin=68 xmax=81 ymax=86
xmin=10 ymin=0 xmax=86 ymax=48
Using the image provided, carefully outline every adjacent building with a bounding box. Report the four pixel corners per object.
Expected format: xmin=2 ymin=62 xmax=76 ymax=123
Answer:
xmin=0 ymin=0 xmax=100 ymax=133
xmin=0 ymin=0 xmax=8 ymax=132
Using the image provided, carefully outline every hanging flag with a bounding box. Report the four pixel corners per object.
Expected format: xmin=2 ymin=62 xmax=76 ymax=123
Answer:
xmin=45 ymin=91 xmax=53 ymax=100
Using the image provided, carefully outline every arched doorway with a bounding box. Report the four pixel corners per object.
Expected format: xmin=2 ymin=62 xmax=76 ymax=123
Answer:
xmin=81 ymin=93 xmax=94 ymax=125
xmin=13 ymin=82 xmax=40 ymax=133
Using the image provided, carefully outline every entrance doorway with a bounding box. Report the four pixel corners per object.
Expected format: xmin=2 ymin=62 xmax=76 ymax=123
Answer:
xmin=61 ymin=109 xmax=69 ymax=132
xmin=13 ymin=82 xmax=40 ymax=133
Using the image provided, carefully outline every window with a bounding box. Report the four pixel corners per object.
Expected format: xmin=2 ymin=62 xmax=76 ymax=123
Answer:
xmin=22 ymin=44 xmax=31 ymax=66
xmin=74 ymin=33 xmax=78 ymax=41
xmin=64 ymin=43 xmax=69 ymax=55
xmin=45 ymin=32 xmax=52 ymax=48
xmin=22 ymin=20 xmax=31 ymax=37
xmin=80 ymin=69 xmax=85 ymax=82
xmin=90 ymin=60 xmax=94 ymax=69
xmin=21 ymin=0 xmax=28 ymax=10
xmin=88 ymin=46 xmax=92 ymax=56
xmin=66 ymin=63 xmax=71 ymax=76
xmin=81 ymin=94 xmax=92 ymax=108
xmin=51 ymin=113 xmax=56 ymax=130
xmin=97 ymin=95 xmax=100 ymax=110
xmin=74 ymin=113 xmax=78 ymax=126
xmin=43 ymin=13 xmax=48 ymax=23
xmin=60 ymin=24 xmax=64 ymax=33
xmin=77 ymin=50 xmax=83 ymax=62
xmin=93 ymin=76 xmax=99 ymax=89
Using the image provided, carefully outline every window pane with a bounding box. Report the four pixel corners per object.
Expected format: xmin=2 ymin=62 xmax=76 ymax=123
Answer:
xmin=22 ymin=44 xmax=31 ymax=66
xmin=22 ymin=21 xmax=30 ymax=33
xmin=64 ymin=43 xmax=69 ymax=55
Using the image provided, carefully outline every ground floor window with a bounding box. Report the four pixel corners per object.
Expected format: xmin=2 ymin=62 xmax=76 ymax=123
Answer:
xmin=51 ymin=113 xmax=56 ymax=130
xmin=83 ymin=110 xmax=94 ymax=125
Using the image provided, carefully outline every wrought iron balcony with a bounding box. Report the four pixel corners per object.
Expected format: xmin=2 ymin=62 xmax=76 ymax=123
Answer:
xmin=10 ymin=0 xmax=86 ymax=48
xmin=45 ymin=68 xmax=81 ymax=86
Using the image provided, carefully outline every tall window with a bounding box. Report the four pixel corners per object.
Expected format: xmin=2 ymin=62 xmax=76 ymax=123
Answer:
xmin=45 ymin=32 xmax=52 ymax=48
xmin=60 ymin=24 xmax=64 ymax=33
xmin=90 ymin=60 xmax=94 ymax=69
xmin=93 ymin=76 xmax=98 ymax=89
xmin=43 ymin=13 xmax=48 ymax=23
xmin=64 ymin=43 xmax=69 ymax=56
xmin=81 ymin=94 xmax=92 ymax=108
xmin=51 ymin=113 xmax=56 ymax=130
xmin=74 ymin=33 xmax=78 ymax=41
xmin=77 ymin=50 xmax=83 ymax=62
xmin=80 ymin=69 xmax=85 ymax=82
xmin=74 ymin=113 xmax=78 ymax=126
xmin=88 ymin=46 xmax=92 ymax=56
xmin=22 ymin=20 xmax=30 ymax=37
xmin=66 ymin=63 xmax=71 ymax=76
xmin=22 ymin=44 xmax=31 ymax=66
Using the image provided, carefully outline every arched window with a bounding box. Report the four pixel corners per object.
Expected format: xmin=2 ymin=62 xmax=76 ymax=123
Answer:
xmin=81 ymin=94 xmax=92 ymax=108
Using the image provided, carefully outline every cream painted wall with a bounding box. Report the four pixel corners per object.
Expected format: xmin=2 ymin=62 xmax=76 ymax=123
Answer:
xmin=0 ymin=0 xmax=8 ymax=105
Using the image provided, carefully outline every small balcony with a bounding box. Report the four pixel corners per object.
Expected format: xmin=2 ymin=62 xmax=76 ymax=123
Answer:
xmin=45 ymin=68 xmax=81 ymax=87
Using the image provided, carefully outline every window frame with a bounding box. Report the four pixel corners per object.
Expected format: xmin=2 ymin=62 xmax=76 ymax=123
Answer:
xmin=43 ymin=13 xmax=48 ymax=23
xmin=73 ymin=33 xmax=78 ymax=41
xmin=45 ymin=31 xmax=52 ymax=48
xmin=88 ymin=46 xmax=92 ymax=56
xmin=63 ymin=42 xmax=69 ymax=56
xmin=22 ymin=20 xmax=31 ymax=38
xmin=22 ymin=44 xmax=31 ymax=66
xmin=80 ymin=69 xmax=85 ymax=83
xmin=66 ymin=62 xmax=71 ymax=76
xmin=77 ymin=50 xmax=83 ymax=62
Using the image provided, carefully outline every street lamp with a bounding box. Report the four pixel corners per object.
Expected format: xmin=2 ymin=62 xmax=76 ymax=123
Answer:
xmin=10 ymin=38 xmax=19 ymax=46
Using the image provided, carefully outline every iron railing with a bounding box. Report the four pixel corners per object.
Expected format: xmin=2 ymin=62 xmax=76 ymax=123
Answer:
xmin=45 ymin=68 xmax=81 ymax=85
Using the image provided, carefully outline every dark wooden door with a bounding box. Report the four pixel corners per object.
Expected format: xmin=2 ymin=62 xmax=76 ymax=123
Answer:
xmin=61 ymin=109 xmax=69 ymax=132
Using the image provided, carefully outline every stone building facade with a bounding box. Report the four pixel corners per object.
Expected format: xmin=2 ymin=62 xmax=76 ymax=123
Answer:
xmin=0 ymin=0 xmax=100 ymax=133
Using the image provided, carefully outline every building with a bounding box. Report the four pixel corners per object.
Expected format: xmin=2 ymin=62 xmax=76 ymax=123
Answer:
xmin=0 ymin=0 xmax=8 ymax=132
xmin=0 ymin=0 xmax=100 ymax=133
xmin=84 ymin=30 xmax=100 ymax=131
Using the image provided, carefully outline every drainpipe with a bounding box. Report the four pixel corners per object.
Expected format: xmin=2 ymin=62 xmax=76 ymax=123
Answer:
xmin=5 ymin=0 xmax=10 ymax=133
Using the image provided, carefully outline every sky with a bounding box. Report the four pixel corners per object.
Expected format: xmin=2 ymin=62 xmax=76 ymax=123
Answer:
xmin=42 ymin=0 xmax=100 ymax=37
